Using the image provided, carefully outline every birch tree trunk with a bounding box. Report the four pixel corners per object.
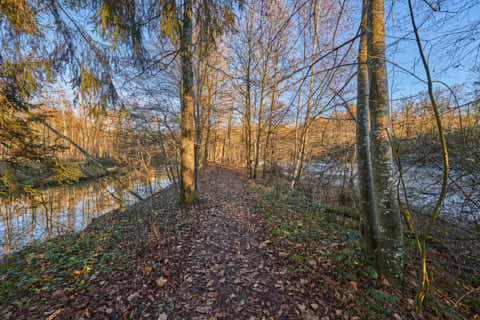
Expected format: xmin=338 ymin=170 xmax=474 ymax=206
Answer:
xmin=179 ymin=0 xmax=196 ymax=205
xmin=356 ymin=0 xmax=378 ymax=256
xmin=366 ymin=0 xmax=403 ymax=281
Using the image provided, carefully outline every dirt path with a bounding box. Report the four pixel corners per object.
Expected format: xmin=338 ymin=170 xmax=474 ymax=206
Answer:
xmin=168 ymin=166 xmax=309 ymax=319
xmin=3 ymin=165 xmax=476 ymax=319
xmin=0 ymin=166 xmax=324 ymax=320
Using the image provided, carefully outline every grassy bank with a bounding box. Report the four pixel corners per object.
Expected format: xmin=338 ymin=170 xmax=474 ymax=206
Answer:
xmin=0 ymin=203 xmax=142 ymax=314
xmin=252 ymin=176 xmax=479 ymax=319
xmin=0 ymin=182 xmax=194 ymax=319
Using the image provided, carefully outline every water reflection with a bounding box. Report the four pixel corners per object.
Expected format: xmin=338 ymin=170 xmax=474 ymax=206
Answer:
xmin=0 ymin=168 xmax=170 ymax=255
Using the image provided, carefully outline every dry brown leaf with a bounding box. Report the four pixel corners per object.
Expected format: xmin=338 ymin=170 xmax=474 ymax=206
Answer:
xmin=144 ymin=266 xmax=153 ymax=276
xmin=156 ymin=277 xmax=168 ymax=287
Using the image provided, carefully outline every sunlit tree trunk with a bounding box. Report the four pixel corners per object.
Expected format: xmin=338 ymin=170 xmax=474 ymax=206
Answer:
xmin=356 ymin=0 xmax=378 ymax=256
xmin=244 ymin=31 xmax=253 ymax=178
xmin=179 ymin=0 xmax=196 ymax=205
xmin=367 ymin=0 xmax=403 ymax=281
xmin=194 ymin=58 xmax=206 ymax=192
xmin=254 ymin=54 xmax=269 ymax=179
xmin=203 ymin=88 xmax=213 ymax=167
xmin=293 ymin=68 xmax=303 ymax=177
xmin=222 ymin=105 xmax=232 ymax=163
xmin=291 ymin=0 xmax=320 ymax=190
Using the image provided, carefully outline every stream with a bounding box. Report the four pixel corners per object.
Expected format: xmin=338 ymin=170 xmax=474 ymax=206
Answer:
xmin=0 ymin=168 xmax=171 ymax=255
xmin=304 ymin=161 xmax=480 ymax=223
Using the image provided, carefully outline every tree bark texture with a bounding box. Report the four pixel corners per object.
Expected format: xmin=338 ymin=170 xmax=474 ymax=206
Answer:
xmin=366 ymin=0 xmax=403 ymax=281
xmin=179 ymin=0 xmax=196 ymax=205
xmin=356 ymin=0 xmax=378 ymax=256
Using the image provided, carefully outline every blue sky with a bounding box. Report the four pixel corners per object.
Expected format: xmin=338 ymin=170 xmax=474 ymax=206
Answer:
xmin=384 ymin=0 xmax=480 ymax=102
xmin=41 ymin=0 xmax=480 ymax=115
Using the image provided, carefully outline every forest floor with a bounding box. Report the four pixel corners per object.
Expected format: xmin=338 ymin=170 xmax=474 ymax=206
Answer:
xmin=1 ymin=165 xmax=478 ymax=319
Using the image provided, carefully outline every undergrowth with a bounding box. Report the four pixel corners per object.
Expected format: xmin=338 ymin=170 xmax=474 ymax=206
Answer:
xmin=0 ymin=201 xmax=158 ymax=313
xmin=253 ymin=177 xmax=478 ymax=319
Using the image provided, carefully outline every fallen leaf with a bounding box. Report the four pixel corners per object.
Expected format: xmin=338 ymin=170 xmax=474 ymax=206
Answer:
xmin=196 ymin=306 xmax=210 ymax=314
xmin=144 ymin=266 xmax=153 ymax=276
xmin=46 ymin=309 xmax=62 ymax=320
xmin=307 ymin=259 xmax=317 ymax=267
xmin=52 ymin=289 xmax=63 ymax=298
xmin=349 ymin=281 xmax=358 ymax=291
xmin=259 ymin=240 xmax=270 ymax=249
xmin=156 ymin=277 xmax=168 ymax=287
xmin=127 ymin=292 xmax=140 ymax=302
xmin=82 ymin=309 xmax=91 ymax=318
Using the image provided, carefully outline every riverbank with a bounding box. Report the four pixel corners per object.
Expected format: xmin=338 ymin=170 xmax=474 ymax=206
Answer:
xmin=255 ymin=173 xmax=479 ymax=319
xmin=0 ymin=182 xmax=186 ymax=319
xmin=299 ymin=159 xmax=480 ymax=223
xmin=0 ymin=166 xmax=169 ymax=255
xmin=0 ymin=166 xmax=478 ymax=319
xmin=0 ymin=159 xmax=127 ymax=195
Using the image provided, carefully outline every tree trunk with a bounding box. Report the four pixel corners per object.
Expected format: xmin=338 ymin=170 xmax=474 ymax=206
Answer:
xmin=292 ymin=68 xmax=303 ymax=178
xmin=244 ymin=35 xmax=253 ymax=178
xmin=203 ymin=74 xmax=215 ymax=168
xmin=203 ymin=98 xmax=212 ymax=167
xmin=263 ymin=54 xmax=278 ymax=178
xmin=222 ymin=106 xmax=232 ymax=163
xmin=179 ymin=0 xmax=196 ymax=205
xmin=356 ymin=0 xmax=378 ymax=256
xmin=367 ymin=0 xmax=403 ymax=281
xmin=194 ymin=60 xmax=205 ymax=192
xmin=254 ymin=54 xmax=268 ymax=179
xmin=291 ymin=0 xmax=320 ymax=190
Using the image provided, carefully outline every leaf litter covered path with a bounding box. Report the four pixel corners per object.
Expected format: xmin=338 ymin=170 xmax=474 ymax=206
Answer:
xmin=0 ymin=166 xmax=337 ymax=320
xmin=4 ymin=165 xmax=477 ymax=319
xmin=170 ymin=165 xmax=309 ymax=319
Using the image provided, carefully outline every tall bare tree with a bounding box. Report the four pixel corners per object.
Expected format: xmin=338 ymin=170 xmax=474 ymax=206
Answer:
xmin=291 ymin=0 xmax=321 ymax=190
xmin=366 ymin=0 xmax=403 ymax=282
xmin=179 ymin=0 xmax=196 ymax=204
xmin=356 ymin=0 xmax=377 ymax=256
